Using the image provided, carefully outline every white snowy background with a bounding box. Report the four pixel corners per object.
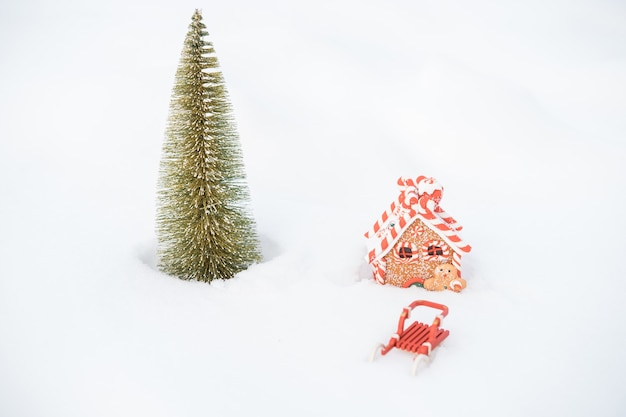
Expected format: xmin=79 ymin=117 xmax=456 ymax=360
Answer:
xmin=1 ymin=0 xmax=625 ymax=416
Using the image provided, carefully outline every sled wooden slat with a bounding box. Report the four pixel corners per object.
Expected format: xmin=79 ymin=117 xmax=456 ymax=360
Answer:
xmin=397 ymin=322 xmax=449 ymax=352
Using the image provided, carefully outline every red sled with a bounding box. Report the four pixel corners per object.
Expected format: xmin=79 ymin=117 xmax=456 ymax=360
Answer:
xmin=369 ymin=300 xmax=450 ymax=375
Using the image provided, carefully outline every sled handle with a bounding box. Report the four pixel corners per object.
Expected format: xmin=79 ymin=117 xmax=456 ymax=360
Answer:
xmin=406 ymin=300 xmax=448 ymax=317
xmin=396 ymin=300 xmax=448 ymax=335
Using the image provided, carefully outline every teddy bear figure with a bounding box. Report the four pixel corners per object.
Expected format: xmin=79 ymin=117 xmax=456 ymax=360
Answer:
xmin=423 ymin=264 xmax=466 ymax=292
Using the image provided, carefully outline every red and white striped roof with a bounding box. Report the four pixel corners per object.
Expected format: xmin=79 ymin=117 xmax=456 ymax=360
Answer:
xmin=365 ymin=176 xmax=471 ymax=265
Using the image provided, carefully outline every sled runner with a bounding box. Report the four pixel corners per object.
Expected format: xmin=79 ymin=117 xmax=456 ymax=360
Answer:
xmin=369 ymin=300 xmax=450 ymax=375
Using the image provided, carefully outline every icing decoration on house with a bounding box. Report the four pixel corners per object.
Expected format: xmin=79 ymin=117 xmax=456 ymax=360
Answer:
xmin=364 ymin=176 xmax=471 ymax=290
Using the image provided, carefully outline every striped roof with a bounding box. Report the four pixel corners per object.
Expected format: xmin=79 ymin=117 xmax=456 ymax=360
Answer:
xmin=365 ymin=176 xmax=471 ymax=264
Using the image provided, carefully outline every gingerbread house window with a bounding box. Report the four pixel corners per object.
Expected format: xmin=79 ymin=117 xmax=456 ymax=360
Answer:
xmin=421 ymin=240 xmax=450 ymax=262
xmin=427 ymin=245 xmax=444 ymax=256
xmin=398 ymin=246 xmax=413 ymax=259
xmin=394 ymin=241 xmax=419 ymax=263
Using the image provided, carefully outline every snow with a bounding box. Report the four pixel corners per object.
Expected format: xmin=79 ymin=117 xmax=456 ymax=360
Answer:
xmin=1 ymin=0 xmax=626 ymax=416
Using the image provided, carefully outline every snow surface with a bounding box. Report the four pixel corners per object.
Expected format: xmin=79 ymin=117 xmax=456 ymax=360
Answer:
xmin=1 ymin=0 xmax=626 ymax=416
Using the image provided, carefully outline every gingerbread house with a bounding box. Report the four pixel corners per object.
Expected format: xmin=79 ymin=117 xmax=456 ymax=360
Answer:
xmin=365 ymin=176 xmax=471 ymax=290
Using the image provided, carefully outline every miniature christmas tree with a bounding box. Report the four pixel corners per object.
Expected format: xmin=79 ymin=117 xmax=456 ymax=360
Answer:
xmin=156 ymin=9 xmax=261 ymax=282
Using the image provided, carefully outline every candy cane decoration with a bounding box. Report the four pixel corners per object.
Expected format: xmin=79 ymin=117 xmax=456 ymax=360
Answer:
xmin=366 ymin=214 xmax=410 ymax=263
xmin=452 ymin=252 xmax=462 ymax=276
xmin=416 ymin=188 xmax=471 ymax=254
xmin=371 ymin=258 xmax=386 ymax=285
xmin=364 ymin=200 xmax=397 ymax=239
xmin=435 ymin=207 xmax=462 ymax=231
